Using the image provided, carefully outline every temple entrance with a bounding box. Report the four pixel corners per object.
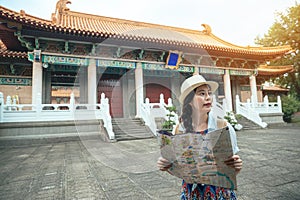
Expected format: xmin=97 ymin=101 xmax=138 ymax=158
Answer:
xmin=97 ymin=79 xmax=123 ymax=118
xmin=146 ymin=77 xmax=172 ymax=103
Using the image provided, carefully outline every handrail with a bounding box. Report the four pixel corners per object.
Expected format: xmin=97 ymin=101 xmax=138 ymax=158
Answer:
xmin=140 ymin=94 xmax=179 ymax=136
xmin=236 ymin=95 xmax=268 ymax=128
xmin=140 ymin=100 xmax=157 ymax=135
xmin=0 ymin=92 xmax=115 ymax=140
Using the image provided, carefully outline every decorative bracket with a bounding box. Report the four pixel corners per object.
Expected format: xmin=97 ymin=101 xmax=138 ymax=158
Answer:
xmin=64 ymin=41 xmax=69 ymax=53
xmin=115 ymin=47 xmax=121 ymax=58
xmin=14 ymin=31 xmax=34 ymax=50
xmin=35 ymin=38 xmax=39 ymax=49
xmin=228 ymin=59 xmax=234 ymax=67
xmin=241 ymin=60 xmax=247 ymax=68
xmin=159 ymin=51 xmax=165 ymax=62
xmin=197 ymin=56 xmax=202 ymax=65
xmin=10 ymin=64 xmax=15 ymax=75
xmin=138 ymin=49 xmax=144 ymax=60
xmin=212 ymin=57 xmax=219 ymax=66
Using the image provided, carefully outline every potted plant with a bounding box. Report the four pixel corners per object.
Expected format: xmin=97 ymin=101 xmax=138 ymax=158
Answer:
xmin=158 ymin=105 xmax=177 ymax=147
xmin=158 ymin=105 xmax=177 ymax=140
xmin=224 ymin=111 xmax=243 ymax=131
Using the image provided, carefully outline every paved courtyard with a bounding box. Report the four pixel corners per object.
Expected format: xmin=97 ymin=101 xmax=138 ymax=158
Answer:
xmin=0 ymin=125 xmax=299 ymax=200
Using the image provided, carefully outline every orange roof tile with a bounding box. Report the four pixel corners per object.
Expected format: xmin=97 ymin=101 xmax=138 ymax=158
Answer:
xmin=262 ymin=85 xmax=289 ymax=92
xmin=0 ymin=5 xmax=293 ymax=59
xmin=258 ymin=65 xmax=294 ymax=76
xmin=0 ymin=39 xmax=27 ymax=58
xmin=58 ymin=10 xmax=292 ymax=57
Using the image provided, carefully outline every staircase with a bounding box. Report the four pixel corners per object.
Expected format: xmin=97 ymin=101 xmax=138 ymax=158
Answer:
xmin=237 ymin=115 xmax=263 ymax=130
xmin=0 ymin=120 xmax=105 ymax=146
xmin=112 ymin=118 xmax=155 ymax=141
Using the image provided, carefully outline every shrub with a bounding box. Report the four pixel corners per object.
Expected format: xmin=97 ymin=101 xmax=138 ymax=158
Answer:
xmin=162 ymin=105 xmax=177 ymax=131
xmin=281 ymin=95 xmax=300 ymax=123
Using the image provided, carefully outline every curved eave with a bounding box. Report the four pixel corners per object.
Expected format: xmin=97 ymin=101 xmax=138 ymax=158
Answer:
xmin=0 ymin=6 xmax=292 ymax=60
xmin=262 ymin=86 xmax=289 ymax=92
xmin=258 ymin=65 xmax=294 ymax=76
xmin=0 ymin=50 xmax=28 ymax=59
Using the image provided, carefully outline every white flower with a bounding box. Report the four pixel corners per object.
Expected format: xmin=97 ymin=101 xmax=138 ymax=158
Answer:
xmin=234 ymin=124 xmax=243 ymax=131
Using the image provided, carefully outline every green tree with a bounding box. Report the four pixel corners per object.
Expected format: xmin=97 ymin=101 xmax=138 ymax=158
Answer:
xmin=162 ymin=105 xmax=177 ymax=131
xmin=255 ymin=3 xmax=300 ymax=100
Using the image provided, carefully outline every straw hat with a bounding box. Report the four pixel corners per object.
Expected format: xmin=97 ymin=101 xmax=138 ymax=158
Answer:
xmin=179 ymin=74 xmax=219 ymax=104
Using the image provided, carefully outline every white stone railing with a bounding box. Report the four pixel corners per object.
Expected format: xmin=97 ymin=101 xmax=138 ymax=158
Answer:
xmin=211 ymin=95 xmax=227 ymax=120
xmin=0 ymin=92 xmax=115 ymax=140
xmin=251 ymin=95 xmax=282 ymax=114
xmin=235 ymin=95 xmax=274 ymax=128
xmin=140 ymin=93 xmax=179 ymax=136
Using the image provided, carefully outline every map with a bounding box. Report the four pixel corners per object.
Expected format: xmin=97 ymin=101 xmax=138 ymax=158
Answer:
xmin=158 ymin=127 xmax=237 ymax=190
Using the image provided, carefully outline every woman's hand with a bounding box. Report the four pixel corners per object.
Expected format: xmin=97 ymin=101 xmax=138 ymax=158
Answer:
xmin=224 ymin=155 xmax=243 ymax=173
xmin=157 ymin=156 xmax=172 ymax=171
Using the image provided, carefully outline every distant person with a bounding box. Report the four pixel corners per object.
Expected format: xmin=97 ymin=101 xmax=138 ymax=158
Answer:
xmin=157 ymin=74 xmax=242 ymax=199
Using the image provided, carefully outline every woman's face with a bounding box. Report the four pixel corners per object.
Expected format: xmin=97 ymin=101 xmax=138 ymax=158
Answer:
xmin=190 ymin=84 xmax=213 ymax=114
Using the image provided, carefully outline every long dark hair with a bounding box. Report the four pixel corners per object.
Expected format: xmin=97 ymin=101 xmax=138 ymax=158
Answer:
xmin=180 ymin=91 xmax=195 ymax=133
xmin=180 ymin=84 xmax=211 ymax=133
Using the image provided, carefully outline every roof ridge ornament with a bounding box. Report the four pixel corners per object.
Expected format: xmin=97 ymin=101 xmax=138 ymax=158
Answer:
xmin=56 ymin=0 xmax=71 ymax=13
xmin=52 ymin=0 xmax=72 ymax=24
xmin=201 ymin=24 xmax=212 ymax=35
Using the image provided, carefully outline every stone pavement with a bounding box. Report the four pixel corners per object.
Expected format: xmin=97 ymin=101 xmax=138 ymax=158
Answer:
xmin=0 ymin=125 xmax=299 ymax=200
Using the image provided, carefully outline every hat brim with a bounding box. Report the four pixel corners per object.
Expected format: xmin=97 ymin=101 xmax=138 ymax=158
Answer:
xmin=178 ymin=81 xmax=218 ymax=104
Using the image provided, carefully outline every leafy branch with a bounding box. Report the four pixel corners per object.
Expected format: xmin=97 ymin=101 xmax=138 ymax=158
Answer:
xmin=162 ymin=105 xmax=177 ymax=131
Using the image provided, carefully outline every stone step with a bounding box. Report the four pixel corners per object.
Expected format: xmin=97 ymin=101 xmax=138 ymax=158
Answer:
xmin=0 ymin=120 xmax=103 ymax=136
xmin=112 ymin=118 xmax=154 ymax=141
xmin=0 ymin=120 xmax=106 ymax=146
xmin=0 ymin=131 xmax=102 ymax=146
xmin=237 ymin=116 xmax=263 ymax=130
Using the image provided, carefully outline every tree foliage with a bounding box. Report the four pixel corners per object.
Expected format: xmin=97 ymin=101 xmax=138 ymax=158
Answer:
xmin=255 ymin=3 xmax=300 ymax=100
xmin=281 ymin=95 xmax=300 ymax=122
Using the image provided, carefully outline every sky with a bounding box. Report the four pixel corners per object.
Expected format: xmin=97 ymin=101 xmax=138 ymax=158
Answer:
xmin=1 ymin=0 xmax=299 ymax=46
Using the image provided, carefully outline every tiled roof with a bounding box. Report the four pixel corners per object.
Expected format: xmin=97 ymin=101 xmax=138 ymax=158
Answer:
xmin=0 ymin=39 xmax=27 ymax=58
xmin=258 ymin=65 xmax=294 ymax=76
xmin=262 ymin=85 xmax=289 ymax=92
xmin=58 ymin=10 xmax=292 ymax=57
xmin=0 ymin=5 xmax=293 ymax=59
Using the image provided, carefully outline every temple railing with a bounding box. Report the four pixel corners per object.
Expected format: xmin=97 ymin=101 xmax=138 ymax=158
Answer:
xmin=211 ymin=95 xmax=227 ymax=120
xmin=140 ymin=94 xmax=179 ymax=136
xmin=0 ymin=92 xmax=115 ymax=140
xmin=235 ymin=95 xmax=283 ymax=128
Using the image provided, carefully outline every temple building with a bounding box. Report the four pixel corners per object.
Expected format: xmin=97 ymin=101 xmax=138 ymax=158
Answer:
xmin=0 ymin=1 xmax=294 ymax=136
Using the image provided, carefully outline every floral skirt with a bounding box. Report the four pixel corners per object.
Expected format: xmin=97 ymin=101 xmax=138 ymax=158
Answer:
xmin=181 ymin=180 xmax=237 ymax=200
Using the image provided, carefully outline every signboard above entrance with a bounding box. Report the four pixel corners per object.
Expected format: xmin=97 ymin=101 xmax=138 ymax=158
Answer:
xmin=96 ymin=60 xmax=136 ymax=69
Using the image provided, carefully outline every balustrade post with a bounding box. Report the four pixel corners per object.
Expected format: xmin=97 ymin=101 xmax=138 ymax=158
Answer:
xmin=167 ymin=98 xmax=173 ymax=107
xmin=235 ymin=95 xmax=240 ymax=114
xmin=159 ymin=93 xmax=165 ymax=106
xmin=246 ymin=99 xmax=251 ymax=115
xmin=277 ymin=96 xmax=282 ymax=112
xmin=222 ymin=98 xmax=228 ymax=113
xmin=145 ymin=98 xmax=150 ymax=113
xmin=70 ymin=92 xmax=75 ymax=112
xmin=212 ymin=95 xmax=217 ymax=108
xmin=100 ymin=93 xmax=110 ymax=115
xmin=263 ymin=95 xmax=269 ymax=111
xmin=0 ymin=92 xmax=3 ymax=122
xmin=6 ymin=96 xmax=12 ymax=111
xmin=36 ymin=93 xmax=42 ymax=118
xmin=250 ymin=95 xmax=256 ymax=107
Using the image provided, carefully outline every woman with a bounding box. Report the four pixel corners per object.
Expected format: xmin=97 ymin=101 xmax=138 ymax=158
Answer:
xmin=157 ymin=74 xmax=242 ymax=200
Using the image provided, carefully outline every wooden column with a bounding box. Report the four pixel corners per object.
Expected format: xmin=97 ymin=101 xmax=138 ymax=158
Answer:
xmin=135 ymin=62 xmax=144 ymax=118
xmin=32 ymin=61 xmax=43 ymax=105
xmin=223 ymin=69 xmax=233 ymax=111
xmin=88 ymin=59 xmax=97 ymax=106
